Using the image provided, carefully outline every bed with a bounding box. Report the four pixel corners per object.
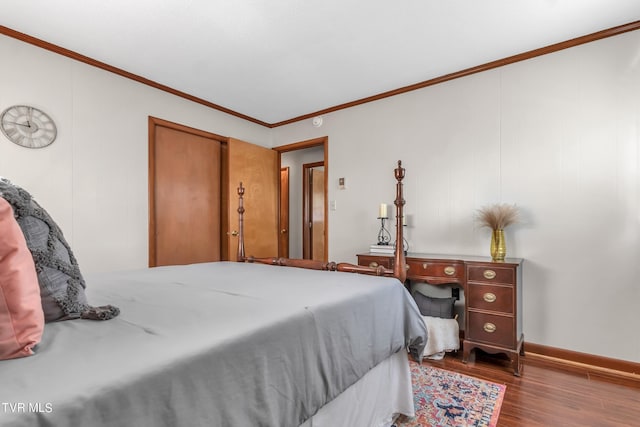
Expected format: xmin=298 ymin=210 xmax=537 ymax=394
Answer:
xmin=0 ymin=161 xmax=427 ymax=427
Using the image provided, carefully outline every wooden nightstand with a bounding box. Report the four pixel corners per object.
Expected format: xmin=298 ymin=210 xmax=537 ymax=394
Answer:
xmin=463 ymin=260 xmax=524 ymax=376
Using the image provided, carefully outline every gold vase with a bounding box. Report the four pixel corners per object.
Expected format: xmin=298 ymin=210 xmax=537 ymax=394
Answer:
xmin=490 ymin=229 xmax=506 ymax=261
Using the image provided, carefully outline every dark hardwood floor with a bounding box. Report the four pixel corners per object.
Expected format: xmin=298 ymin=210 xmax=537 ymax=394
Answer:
xmin=422 ymin=350 xmax=640 ymax=426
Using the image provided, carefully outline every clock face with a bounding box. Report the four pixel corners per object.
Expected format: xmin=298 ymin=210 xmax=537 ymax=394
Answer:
xmin=1 ymin=105 xmax=57 ymax=149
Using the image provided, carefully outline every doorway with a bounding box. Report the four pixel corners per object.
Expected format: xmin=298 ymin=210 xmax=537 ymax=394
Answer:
xmin=302 ymin=162 xmax=325 ymax=261
xmin=274 ymin=137 xmax=328 ymax=261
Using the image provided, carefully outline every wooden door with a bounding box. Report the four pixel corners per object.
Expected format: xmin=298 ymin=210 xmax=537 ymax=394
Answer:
xmin=311 ymin=168 xmax=325 ymax=261
xmin=149 ymin=118 xmax=223 ymax=266
xmin=302 ymin=162 xmax=325 ymax=261
xmin=279 ymin=167 xmax=290 ymax=258
xmin=222 ymin=138 xmax=278 ymax=260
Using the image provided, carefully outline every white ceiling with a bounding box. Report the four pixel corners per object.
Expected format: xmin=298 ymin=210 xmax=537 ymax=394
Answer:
xmin=2 ymin=1 xmax=640 ymax=125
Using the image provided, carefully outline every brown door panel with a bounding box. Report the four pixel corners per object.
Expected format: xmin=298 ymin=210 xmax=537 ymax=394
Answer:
xmin=150 ymin=121 xmax=221 ymax=266
xmin=225 ymin=138 xmax=279 ymax=260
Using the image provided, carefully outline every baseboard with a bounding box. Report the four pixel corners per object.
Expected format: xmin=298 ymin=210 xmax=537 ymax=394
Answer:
xmin=524 ymin=342 xmax=640 ymax=386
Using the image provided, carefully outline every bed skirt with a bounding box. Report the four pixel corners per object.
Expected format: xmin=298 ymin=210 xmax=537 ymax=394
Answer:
xmin=301 ymin=350 xmax=414 ymax=427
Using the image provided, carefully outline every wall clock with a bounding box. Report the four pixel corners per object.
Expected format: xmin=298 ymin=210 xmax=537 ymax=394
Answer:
xmin=1 ymin=105 xmax=57 ymax=149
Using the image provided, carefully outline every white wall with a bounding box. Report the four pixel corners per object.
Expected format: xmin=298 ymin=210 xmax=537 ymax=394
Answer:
xmin=272 ymin=31 xmax=640 ymax=362
xmin=0 ymin=34 xmax=271 ymax=273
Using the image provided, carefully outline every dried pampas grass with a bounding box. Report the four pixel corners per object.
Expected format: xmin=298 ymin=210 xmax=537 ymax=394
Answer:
xmin=476 ymin=203 xmax=519 ymax=230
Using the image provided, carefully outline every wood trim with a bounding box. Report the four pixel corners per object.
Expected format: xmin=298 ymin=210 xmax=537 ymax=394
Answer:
xmin=273 ymin=137 xmax=326 ymax=152
xmin=3 ymin=21 xmax=638 ymax=128
xmin=0 ymin=26 xmax=270 ymax=128
xmin=279 ymin=167 xmax=290 ymax=258
xmin=525 ymin=342 xmax=640 ymax=381
xmin=148 ymin=118 xmax=157 ymax=267
xmin=270 ymin=20 xmax=640 ymax=127
xmin=149 ymin=116 xmax=228 ymax=142
xmin=322 ymin=141 xmax=329 ymax=262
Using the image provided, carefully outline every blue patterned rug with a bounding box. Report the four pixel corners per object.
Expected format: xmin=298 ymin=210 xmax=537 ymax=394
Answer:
xmin=393 ymin=361 xmax=506 ymax=427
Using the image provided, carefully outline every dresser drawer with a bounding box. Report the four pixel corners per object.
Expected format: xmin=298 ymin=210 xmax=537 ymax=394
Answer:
xmin=357 ymin=255 xmax=393 ymax=269
xmin=467 ymin=265 xmax=515 ymax=284
xmin=467 ymin=283 xmax=513 ymax=314
xmin=466 ymin=311 xmax=515 ymax=348
xmin=406 ymin=260 xmax=464 ymax=283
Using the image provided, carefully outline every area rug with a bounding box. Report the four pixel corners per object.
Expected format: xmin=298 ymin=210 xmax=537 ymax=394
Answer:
xmin=393 ymin=361 xmax=506 ymax=427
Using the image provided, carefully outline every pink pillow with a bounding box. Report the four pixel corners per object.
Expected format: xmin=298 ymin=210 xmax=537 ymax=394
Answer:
xmin=0 ymin=197 xmax=44 ymax=360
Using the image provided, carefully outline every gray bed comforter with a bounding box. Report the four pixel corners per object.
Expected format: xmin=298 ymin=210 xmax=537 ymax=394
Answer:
xmin=0 ymin=262 xmax=427 ymax=427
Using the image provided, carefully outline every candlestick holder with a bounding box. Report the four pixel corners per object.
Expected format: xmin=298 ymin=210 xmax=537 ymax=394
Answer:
xmin=376 ymin=217 xmax=391 ymax=245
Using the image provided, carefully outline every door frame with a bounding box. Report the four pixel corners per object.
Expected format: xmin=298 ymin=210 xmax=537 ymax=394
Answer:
xmin=273 ymin=136 xmax=328 ymax=262
xmin=279 ymin=167 xmax=290 ymax=258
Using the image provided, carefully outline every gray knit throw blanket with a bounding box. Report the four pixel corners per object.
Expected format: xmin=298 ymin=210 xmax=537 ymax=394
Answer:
xmin=0 ymin=177 xmax=119 ymax=321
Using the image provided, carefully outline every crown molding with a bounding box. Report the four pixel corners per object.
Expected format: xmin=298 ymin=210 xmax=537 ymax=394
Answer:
xmin=0 ymin=25 xmax=270 ymax=128
xmin=271 ymin=20 xmax=640 ymax=127
xmin=3 ymin=21 xmax=639 ymax=129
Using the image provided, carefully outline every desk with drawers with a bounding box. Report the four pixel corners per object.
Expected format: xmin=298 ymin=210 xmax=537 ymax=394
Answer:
xmin=357 ymin=252 xmax=524 ymax=376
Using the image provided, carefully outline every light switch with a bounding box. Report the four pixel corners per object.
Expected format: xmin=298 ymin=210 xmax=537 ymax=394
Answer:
xmin=330 ymin=200 xmax=337 ymax=211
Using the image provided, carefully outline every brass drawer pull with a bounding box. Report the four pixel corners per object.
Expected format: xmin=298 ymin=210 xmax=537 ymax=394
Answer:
xmin=483 ymin=269 xmax=496 ymax=280
xmin=369 ymin=262 xmax=379 ymax=268
xmin=483 ymin=292 xmax=497 ymax=303
xmin=483 ymin=322 xmax=497 ymax=333
xmin=444 ymin=266 xmax=456 ymax=276
xmin=422 ymin=263 xmax=428 ymax=269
